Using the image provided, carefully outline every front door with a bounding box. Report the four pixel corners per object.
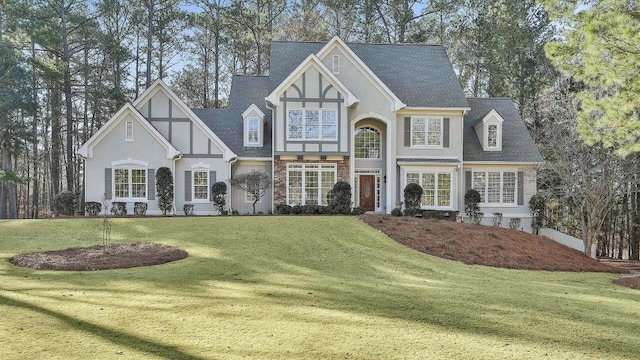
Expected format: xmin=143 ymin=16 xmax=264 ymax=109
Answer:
xmin=359 ymin=175 xmax=375 ymax=211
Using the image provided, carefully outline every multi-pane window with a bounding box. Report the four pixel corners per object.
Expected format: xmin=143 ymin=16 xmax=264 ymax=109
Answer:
xmin=487 ymin=124 xmax=498 ymax=148
xmin=193 ymin=171 xmax=209 ymax=200
xmin=411 ymin=117 xmax=442 ymax=147
xmin=114 ymin=168 xmax=146 ymax=199
xmin=473 ymin=171 xmax=516 ymax=204
xmin=247 ymin=118 xmax=260 ymax=144
xmin=287 ymin=109 xmax=337 ymax=140
xmin=354 ymin=127 xmax=381 ymax=159
xmin=114 ymin=169 xmax=129 ymax=198
xmin=405 ymin=171 xmax=452 ymax=208
xmin=287 ymin=164 xmax=336 ymax=205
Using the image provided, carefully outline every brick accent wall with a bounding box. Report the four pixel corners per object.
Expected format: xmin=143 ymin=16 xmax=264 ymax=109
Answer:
xmin=274 ymin=159 xmax=350 ymax=205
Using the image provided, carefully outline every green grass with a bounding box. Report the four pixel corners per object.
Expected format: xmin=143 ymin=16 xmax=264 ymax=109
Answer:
xmin=0 ymin=217 xmax=639 ymax=359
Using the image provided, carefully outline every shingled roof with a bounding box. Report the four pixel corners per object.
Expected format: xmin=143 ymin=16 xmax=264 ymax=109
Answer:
xmin=463 ymin=98 xmax=543 ymax=163
xmin=191 ymin=75 xmax=272 ymax=158
xmin=269 ymin=41 xmax=469 ymax=108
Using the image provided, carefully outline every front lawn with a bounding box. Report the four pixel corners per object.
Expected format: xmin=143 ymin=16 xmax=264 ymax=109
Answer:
xmin=0 ymin=217 xmax=638 ymax=359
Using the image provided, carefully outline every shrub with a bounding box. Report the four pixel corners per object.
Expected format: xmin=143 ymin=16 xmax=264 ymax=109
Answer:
xmin=391 ymin=208 xmax=402 ymax=217
xmin=183 ymin=204 xmax=194 ymax=216
xmin=302 ymin=204 xmax=318 ymax=215
xmin=403 ymin=183 xmax=423 ymax=211
xmin=492 ymin=213 xmax=503 ymax=227
xmin=317 ymin=205 xmax=326 ymax=214
xmin=134 ymin=202 xmax=148 ymax=216
xmin=403 ymin=208 xmax=418 ymax=217
xmin=156 ymin=167 xmax=173 ymax=215
xmin=352 ymin=206 xmax=367 ymax=215
xmin=53 ymin=190 xmax=77 ymax=216
xmin=509 ymin=217 xmax=521 ymax=230
xmin=330 ymin=181 xmax=351 ymax=207
xmin=529 ymin=194 xmax=546 ymax=234
xmin=464 ymin=189 xmax=482 ymax=224
xmin=275 ymin=203 xmax=292 ymax=215
xmin=111 ymin=202 xmax=127 ymax=216
xmin=291 ymin=205 xmax=303 ymax=215
xmin=211 ymin=182 xmax=227 ymax=214
xmin=85 ymin=201 xmax=101 ymax=216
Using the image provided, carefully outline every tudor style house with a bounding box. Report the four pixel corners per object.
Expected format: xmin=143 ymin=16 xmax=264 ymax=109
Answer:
xmin=77 ymin=36 xmax=543 ymax=229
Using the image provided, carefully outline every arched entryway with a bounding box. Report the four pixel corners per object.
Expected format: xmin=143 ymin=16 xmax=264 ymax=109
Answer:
xmin=353 ymin=119 xmax=386 ymax=212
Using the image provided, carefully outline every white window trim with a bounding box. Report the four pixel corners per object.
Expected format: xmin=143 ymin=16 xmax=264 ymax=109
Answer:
xmin=191 ymin=168 xmax=210 ymax=203
xmin=286 ymin=163 xmax=337 ymax=205
xmin=410 ymin=116 xmax=443 ymax=149
xmin=125 ymin=121 xmax=133 ymax=142
xmin=472 ymin=169 xmax=517 ymax=207
xmin=246 ymin=117 xmax=261 ymax=145
xmin=286 ymin=109 xmax=338 ymax=141
xmin=401 ymin=167 xmax=455 ymax=210
xmin=332 ymin=55 xmax=340 ymax=75
xmin=113 ymin=166 xmax=147 ymax=201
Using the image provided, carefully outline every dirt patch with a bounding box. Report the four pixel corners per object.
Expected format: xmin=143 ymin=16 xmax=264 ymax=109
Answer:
xmin=360 ymin=214 xmax=626 ymax=273
xmin=10 ymin=243 xmax=188 ymax=271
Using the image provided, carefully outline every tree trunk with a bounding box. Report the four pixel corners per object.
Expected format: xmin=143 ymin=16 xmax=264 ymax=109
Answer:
xmin=61 ymin=0 xmax=74 ymax=193
xmin=146 ymin=0 xmax=154 ymax=88
xmin=31 ymin=41 xmax=39 ymax=219
xmin=51 ymin=82 xmax=62 ymax=199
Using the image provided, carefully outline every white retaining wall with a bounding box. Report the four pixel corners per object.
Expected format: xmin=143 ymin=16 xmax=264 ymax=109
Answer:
xmin=539 ymin=228 xmax=597 ymax=258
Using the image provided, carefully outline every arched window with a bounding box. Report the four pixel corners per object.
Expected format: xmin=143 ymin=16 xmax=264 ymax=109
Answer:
xmin=354 ymin=127 xmax=381 ymax=159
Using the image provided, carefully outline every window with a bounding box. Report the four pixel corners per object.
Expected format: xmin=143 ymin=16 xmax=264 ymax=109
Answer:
xmin=247 ymin=118 xmax=260 ymax=144
xmin=411 ymin=117 xmax=442 ymax=147
xmin=125 ymin=121 xmax=133 ymax=141
xmin=193 ymin=171 xmax=209 ymax=200
xmin=114 ymin=168 xmax=146 ymax=199
xmin=287 ymin=164 xmax=336 ymax=205
xmin=332 ymin=55 xmax=340 ymax=74
xmin=487 ymin=124 xmax=498 ymax=148
xmin=472 ymin=170 xmax=516 ymax=205
xmin=405 ymin=171 xmax=452 ymax=208
xmin=287 ymin=109 xmax=337 ymax=140
xmin=354 ymin=127 xmax=381 ymax=159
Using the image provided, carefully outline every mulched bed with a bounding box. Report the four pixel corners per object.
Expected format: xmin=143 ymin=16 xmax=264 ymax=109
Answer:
xmin=9 ymin=243 xmax=188 ymax=271
xmin=360 ymin=214 xmax=627 ymax=274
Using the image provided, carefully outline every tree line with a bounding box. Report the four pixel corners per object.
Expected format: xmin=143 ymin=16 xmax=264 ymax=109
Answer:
xmin=0 ymin=0 xmax=638 ymax=258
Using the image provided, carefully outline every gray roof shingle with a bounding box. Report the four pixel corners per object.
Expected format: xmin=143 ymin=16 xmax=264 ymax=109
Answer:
xmin=463 ymin=98 xmax=543 ymax=163
xmin=269 ymin=41 xmax=469 ymax=108
xmin=192 ymin=75 xmax=272 ymax=158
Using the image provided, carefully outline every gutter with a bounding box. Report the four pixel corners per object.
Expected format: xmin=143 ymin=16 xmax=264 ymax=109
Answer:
xmin=172 ymin=153 xmax=183 ymax=215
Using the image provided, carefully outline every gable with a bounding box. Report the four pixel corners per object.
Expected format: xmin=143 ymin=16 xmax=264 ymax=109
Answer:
xmin=133 ymin=80 xmax=235 ymax=160
xmin=316 ymin=36 xmax=405 ymax=111
xmin=265 ymin=54 xmax=358 ymax=108
xmin=77 ymin=103 xmax=179 ymax=159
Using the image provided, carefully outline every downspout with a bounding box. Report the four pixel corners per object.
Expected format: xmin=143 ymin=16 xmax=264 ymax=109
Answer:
xmin=266 ymin=101 xmax=275 ymax=212
xmin=228 ymin=156 xmax=238 ymax=213
xmin=172 ymin=153 xmax=182 ymax=215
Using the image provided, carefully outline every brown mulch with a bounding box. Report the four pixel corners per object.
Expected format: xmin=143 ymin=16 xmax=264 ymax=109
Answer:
xmin=9 ymin=243 xmax=188 ymax=271
xmin=360 ymin=214 xmax=627 ymax=274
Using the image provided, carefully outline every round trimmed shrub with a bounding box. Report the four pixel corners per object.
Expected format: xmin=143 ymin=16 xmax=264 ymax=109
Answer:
xmin=331 ymin=181 xmax=351 ymax=207
xmin=391 ymin=208 xmax=402 ymax=217
xmin=403 ymin=183 xmax=423 ymax=211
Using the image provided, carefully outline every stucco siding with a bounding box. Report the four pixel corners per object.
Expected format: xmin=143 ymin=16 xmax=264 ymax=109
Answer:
xmin=396 ymin=112 xmax=464 ymax=159
xmin=84 ymin=112 xmax=173 ymax=215
xmin=174 ymin=157 xmax=229 ymax=215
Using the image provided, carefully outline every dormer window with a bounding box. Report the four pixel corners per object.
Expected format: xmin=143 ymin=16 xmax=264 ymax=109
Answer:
xmin=474 ymin=109 xmax=504 ymax=151
xmin=242 ymin=103 xmax=265 ymax=147
xmin=487 ymin=124 xmax=498 ymax=148
xmin=247 ymin=118 xmax=260 ymax=145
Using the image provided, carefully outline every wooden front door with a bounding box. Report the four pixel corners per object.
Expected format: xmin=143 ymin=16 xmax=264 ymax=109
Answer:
xmin=359 ymin=175 xmax=375 ymax=211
